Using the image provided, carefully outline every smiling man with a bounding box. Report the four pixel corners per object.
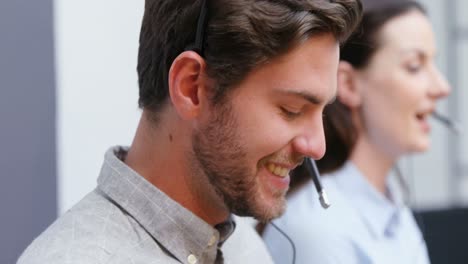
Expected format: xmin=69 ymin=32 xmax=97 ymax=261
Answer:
xmin=18 ymin=0 xmax=361 ymax=263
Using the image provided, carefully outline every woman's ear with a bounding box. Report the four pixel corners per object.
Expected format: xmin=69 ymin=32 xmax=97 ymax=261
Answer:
xmin=337 ymin=61 xmax=362 ymax=108
xmin=168 ymin=51 xmax=209 ymax=120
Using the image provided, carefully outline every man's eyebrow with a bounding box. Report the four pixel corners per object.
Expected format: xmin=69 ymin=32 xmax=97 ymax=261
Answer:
xmin=276 ymin=89 xmax=336 ymax=105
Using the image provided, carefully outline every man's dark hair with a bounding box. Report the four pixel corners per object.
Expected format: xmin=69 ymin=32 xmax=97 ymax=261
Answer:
xmin=137 ymin=0 xmax=363 ymax=120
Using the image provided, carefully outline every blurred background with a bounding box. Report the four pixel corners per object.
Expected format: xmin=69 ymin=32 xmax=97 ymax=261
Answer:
xmin=1 ymin=0 xmax=467 ymax=263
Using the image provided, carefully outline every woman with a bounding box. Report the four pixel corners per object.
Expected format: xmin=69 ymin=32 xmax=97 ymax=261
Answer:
xmin=263 ymin=0 xmax=450 ymax=263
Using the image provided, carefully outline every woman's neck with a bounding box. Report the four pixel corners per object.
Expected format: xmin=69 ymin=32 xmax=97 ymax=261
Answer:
xmin=350 ymin=134 xmax=396 ymax=195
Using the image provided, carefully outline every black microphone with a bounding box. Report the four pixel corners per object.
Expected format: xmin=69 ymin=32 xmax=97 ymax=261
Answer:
xmin=303 ymin=157 xmax=330 ymax=209
xmin=432 ymin=111 xmax=461 ymax=135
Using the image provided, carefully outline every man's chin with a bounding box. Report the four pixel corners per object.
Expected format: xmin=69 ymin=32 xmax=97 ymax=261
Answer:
xmin=222 ymin=187 xmax=287 ymax=222
xmin=248 ymin=197 xmax=287 ymax=222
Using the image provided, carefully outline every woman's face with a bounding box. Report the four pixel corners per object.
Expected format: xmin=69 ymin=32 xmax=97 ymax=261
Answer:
xmin=355 ymin=10 xmax=450 ymax=158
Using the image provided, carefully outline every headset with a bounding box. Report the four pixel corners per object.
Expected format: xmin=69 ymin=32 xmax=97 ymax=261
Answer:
xmin=433 ymin=111 xmax=461 ymax=135
xmin=303 ymin=157 xmax=331 ymax=209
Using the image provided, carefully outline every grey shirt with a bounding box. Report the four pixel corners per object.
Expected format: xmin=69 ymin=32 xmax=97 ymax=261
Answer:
xmin=18 ymin=147 xmax=273 ymax=264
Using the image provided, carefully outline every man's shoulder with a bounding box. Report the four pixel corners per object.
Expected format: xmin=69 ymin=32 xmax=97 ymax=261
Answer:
xmin=17 ymin=189 xmax=163 ymax=264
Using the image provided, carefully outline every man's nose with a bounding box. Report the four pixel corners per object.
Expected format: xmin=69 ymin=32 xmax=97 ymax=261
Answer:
xmin=291 ymin=117 xmax=326 ymax=160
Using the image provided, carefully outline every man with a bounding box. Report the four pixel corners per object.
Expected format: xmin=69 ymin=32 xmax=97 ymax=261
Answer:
xmin=18 ymin=0 xmax=361 ymax=263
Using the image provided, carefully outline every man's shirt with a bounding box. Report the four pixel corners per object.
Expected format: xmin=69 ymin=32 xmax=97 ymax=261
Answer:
xmin=18 ymin=147 xmax=273 ymax=264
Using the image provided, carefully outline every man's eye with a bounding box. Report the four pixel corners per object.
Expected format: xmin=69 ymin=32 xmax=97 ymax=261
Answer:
xmin=280 ymin=107 xmax=301 ymax=119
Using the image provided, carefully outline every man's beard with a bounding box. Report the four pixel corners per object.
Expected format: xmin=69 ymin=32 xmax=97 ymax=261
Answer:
xmin=191 ymin=101 xmax=286 ymax=222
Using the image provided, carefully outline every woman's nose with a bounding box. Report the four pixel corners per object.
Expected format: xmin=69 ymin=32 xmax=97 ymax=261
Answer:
xmin=428 ymin=66 xmax=451 ymax=99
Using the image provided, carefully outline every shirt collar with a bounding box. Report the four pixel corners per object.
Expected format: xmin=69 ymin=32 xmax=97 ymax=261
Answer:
xmin=334 ymin=161 xmax=402 ymax=238
xmin=97 ymin=146 xmax=236 ymax=263
xmin=215 ymin=216 xmax=236 ymax=247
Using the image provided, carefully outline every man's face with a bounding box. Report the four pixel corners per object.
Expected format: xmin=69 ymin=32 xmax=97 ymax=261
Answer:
xmin=192 ymin=34 xmax=339 ymax=222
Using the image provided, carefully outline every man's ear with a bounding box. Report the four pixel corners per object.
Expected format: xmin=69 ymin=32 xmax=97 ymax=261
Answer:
xmin=337 ymin=61 xmax=362 ymax=108
xmin=168 ymin=51 xmax=209 ymax=120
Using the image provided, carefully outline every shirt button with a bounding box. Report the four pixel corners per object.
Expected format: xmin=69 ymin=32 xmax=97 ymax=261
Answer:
xmin=187 ymin=254 xmax=197 ymax=264
xmin=208 ymin=235 xmax=217 ymax=247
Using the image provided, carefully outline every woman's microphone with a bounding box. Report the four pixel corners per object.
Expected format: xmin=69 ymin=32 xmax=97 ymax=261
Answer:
xmin=432 ymin=111 xmax=461 ymax=135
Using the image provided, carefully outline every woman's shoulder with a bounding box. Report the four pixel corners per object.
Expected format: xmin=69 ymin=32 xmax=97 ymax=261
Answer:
xmin=278 ymin=174 xmax=360 ymax=234
xmin=264 ymin=178 xmax=368 ymax=264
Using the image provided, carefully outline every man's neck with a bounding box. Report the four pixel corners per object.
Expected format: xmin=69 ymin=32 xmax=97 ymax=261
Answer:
xmin=125 ymin=111 xmax=230 ymax=226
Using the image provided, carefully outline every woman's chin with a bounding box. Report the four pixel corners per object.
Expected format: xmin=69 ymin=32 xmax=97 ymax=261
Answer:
xmin=409 ymin=138 xmax=430 ymax=153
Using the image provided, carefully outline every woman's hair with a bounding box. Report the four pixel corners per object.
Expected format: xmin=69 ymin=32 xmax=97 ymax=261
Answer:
xmin=288 ymin=0 xmax=425 ymax=194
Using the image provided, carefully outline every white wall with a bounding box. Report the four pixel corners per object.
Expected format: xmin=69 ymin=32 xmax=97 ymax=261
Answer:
xmin=55 ymin=0 xmax=144 ymax=213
